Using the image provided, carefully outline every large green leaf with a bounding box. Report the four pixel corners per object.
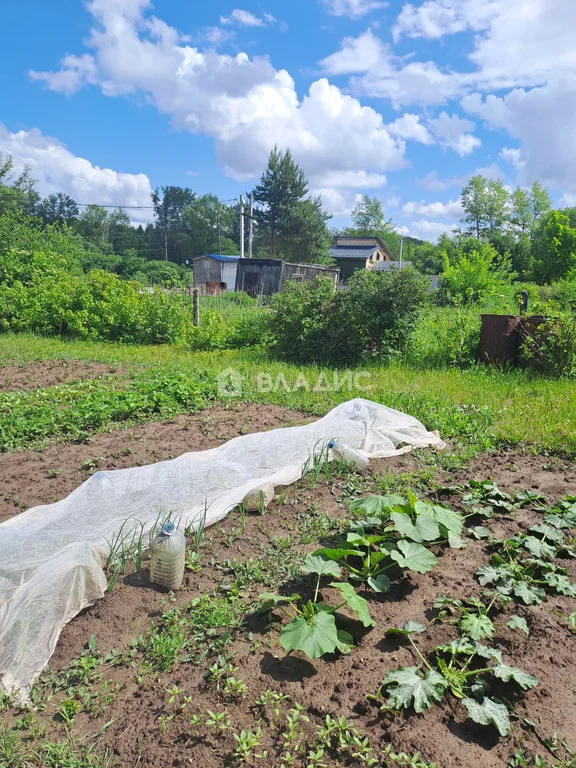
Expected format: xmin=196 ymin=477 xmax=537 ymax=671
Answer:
xmin=529 ymin=523 xmax=564 ymax=543
xmin=492 ymin=664 xmax=538 ymax=690
xmin=383 ymin=666 xmax=448 ymax=713
xmin=367 ymin=573 xmax=391 ymax=592
xmin=349 ymin=495 xmax=405 ymax=518
xmin=329 ymin=581 xmax=375 ymax=627
xmin=301 ymin=554 xmax=341 ymax=579
xmin=472 ymin=642 xmax=502 ymax=663
xmin=346 ymin=532 xmax=374 ymax=548
xmin=280 ymin=612 xmax=339 ymax=658
xmin=313 ymin=547 xmax=360 ymax=563
xmin=390 ymin=540 xmax=438 ymax=574
xmin=522 ymin=536 xmax=557 ymax=559
xmin=543 ymin=572 xmax=576 ymax=597
xmin=462 ymin=696 xmax=510 ymax=737
xmin=390 ymin=511 xmax=440 ymax=543
xmin=386 ymin=622 xmax=427 ymax=636
xmin=436 ymin=637 xmax=476 ymax=656
xmin=460 ymin=614 xmax=494 ymax=641
xmin=257 ymin=592 xmax=298 ymax=612
xmin=513 ymin=582 xmax=546 ymax=605
xmin=506 ymin=615 xmax=529 ymax=636
xmin=431 ymin=505 xmax=464 ymax=540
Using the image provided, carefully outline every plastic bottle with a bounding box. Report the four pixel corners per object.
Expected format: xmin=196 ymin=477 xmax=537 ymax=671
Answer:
xmin=149 ymin=522 xmax=186 ymax=591
xmin=242 ymin=483 xmax=275 ymax=512
xmin=328 ymin=440 xmax=369 ymax=471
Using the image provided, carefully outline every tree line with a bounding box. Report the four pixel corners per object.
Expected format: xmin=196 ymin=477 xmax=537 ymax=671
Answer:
xmin=1 ymin=147 xmax=576 ymax=286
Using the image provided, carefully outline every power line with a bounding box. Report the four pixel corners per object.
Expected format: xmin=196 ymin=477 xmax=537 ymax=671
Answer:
xmin=74 ymin=196 xmax=240 ymax=209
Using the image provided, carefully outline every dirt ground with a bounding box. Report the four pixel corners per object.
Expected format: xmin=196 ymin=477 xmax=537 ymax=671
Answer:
xmin=40 ymin=444 xmax=575 ymax=768
xmin=0 ymin=359 xmax=124 ymax=392
xmin=2 ymin=362 xmax=576 ymax=767
xmin=0 ymin=403 xmax=310 ymax=522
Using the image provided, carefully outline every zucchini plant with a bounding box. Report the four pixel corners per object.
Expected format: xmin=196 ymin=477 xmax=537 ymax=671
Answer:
xmin=461 ymin=480 xmax=546 ymax=517
xmin=432 ymin=594 xmax=529 ymax=640
xmin=311 ymin=492 xmax=465 ymax=593
xmin=372 ymin=622 xmax=538 ymax=737
xmin=476 ymin=519 xmax=576 ymax=605
xmin=258 ymin=554 xmax=374 ymax=659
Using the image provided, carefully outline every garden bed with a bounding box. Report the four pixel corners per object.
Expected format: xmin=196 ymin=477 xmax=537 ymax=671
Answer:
xmin=1 ymin=355 xmax=575 ymax=768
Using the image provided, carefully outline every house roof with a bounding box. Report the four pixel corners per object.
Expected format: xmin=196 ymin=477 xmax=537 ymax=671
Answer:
xmin=329 ymin=245 xmax=377 ymax=260
xmin=195 ymin=254 xmax=240 ymax=263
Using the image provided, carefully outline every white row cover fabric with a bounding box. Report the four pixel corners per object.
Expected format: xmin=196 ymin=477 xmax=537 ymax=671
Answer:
xmin=0 ymin=398 xmax=445 ymax=695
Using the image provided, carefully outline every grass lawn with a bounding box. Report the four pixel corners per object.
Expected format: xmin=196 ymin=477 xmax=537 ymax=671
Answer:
xmin=0 ymin=333 xmax=574 ymax=455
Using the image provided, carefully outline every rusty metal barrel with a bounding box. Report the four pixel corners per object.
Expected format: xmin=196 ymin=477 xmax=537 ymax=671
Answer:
xmin=479 ymin=314 xmax=522 ymax=364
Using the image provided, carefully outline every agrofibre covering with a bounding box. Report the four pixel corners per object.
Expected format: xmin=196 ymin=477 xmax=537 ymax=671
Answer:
xmin=0 ymin=398 xmax=445 ymax=695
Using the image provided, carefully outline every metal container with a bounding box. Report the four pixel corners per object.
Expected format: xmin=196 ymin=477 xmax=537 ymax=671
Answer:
xmin=479 ymin=314 xmax=522 ymax=364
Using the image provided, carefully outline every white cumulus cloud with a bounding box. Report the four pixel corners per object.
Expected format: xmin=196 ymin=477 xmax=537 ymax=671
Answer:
xmin=321 ymin=0 xmax=388 ymax=18
xmin=428 ymin=112 xmax=481 ymax=156
xmin=220 ymin=9 xmax=275 ymax=27
xmin=393 ymin=0 xmax=499 ymax=42
xmin=463 ymin=75 xmax=576 ymax=194
xmin=29 ymin=0 xmax=407 ymax=197
xmin=386 ymin=113 xmax=433 ymax=144
xmin=402 ymin=198 xmax=463 ymax=218
xmin=405 ymin=219 xmax=457 ymax=240
xmin=0 ymin=124 xmax=153 ymax=223
xmin=319 ymin=29 xmax=386 ymax=75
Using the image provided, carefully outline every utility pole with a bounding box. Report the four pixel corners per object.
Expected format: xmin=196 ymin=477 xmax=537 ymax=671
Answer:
xmin=239 ymin=194 xmax=245 ymax=259
xmin=399 ymin=236 xmax=403 ymax=268
xmin=248 ymin=194 xmax=253 ymax=258
xmin=164 ymin=230 xmax=168 ymax=262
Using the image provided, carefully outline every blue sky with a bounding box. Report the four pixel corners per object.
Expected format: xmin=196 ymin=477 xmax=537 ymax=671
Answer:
xmin=1 ymin=0 xmax=576 ymax=239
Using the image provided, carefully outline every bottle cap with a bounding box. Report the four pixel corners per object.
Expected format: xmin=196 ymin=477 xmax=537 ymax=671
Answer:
xmin=161 ymin=522 xmax=176 ymax=536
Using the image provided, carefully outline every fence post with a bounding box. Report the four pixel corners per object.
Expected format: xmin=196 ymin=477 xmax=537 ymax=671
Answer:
xmin=193 ymin=288 xmax=200 ymax=326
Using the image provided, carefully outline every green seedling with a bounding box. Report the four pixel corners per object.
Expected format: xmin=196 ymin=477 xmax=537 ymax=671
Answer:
xmin=312 ymin=492 xmax=464 ymax=593
xmin=258 ymin=553 xmax=374 ymax=659
xmin=233 ymin=727 xmax=267 ymax=764
xmin=372 ymin=622 xmax=538 ymax=738
xmin=205 ymin=710 xmax=231 ymax=731
xmin=552 ymin=610 xmax=576 ymax=633
xmin=433 ymin=594 xmax=530 ymax=640
xmin=462 ymin=480 xmax=546 ymax=517
xmin=476 ymin=527 xmax=576 ymax=605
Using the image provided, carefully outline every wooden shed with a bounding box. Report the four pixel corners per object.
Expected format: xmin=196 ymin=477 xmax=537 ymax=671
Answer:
xmin=235 ymin=259 xmax=339 ymax=297
xmin=192 ymin=254 xmax=240 ymax=294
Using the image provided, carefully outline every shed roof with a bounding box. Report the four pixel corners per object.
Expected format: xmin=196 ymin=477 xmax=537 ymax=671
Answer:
xmin=195 ymin=254 xmax=240 ymax=263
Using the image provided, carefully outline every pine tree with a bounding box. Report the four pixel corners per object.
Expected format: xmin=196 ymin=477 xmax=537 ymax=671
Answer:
xmin=252 ymin=146 xmax=310 ymax=258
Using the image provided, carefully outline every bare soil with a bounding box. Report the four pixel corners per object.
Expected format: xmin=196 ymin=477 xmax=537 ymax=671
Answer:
xmin=1 ymin=361 xmax=576 ymax=767
xmin=42 ymin=446 xmax=576 ymax=768
xmin=0 ymin=359 xmax=125 ymax=392
xmin=0 ymin=403 xmax=310 ymax=522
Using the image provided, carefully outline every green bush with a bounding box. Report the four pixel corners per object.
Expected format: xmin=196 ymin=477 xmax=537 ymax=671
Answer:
xmin=439 ymin=242 xmax=515 ymax=305
xmin=520 ymin=311 xmax=576 ymax=377
xmin=404 ymin=306 xmax=481 ymax=368
xmin=270 ymin=268 xmax=430 ymax=365
xmin=539 ymin=278 xmax=576 ymax=312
